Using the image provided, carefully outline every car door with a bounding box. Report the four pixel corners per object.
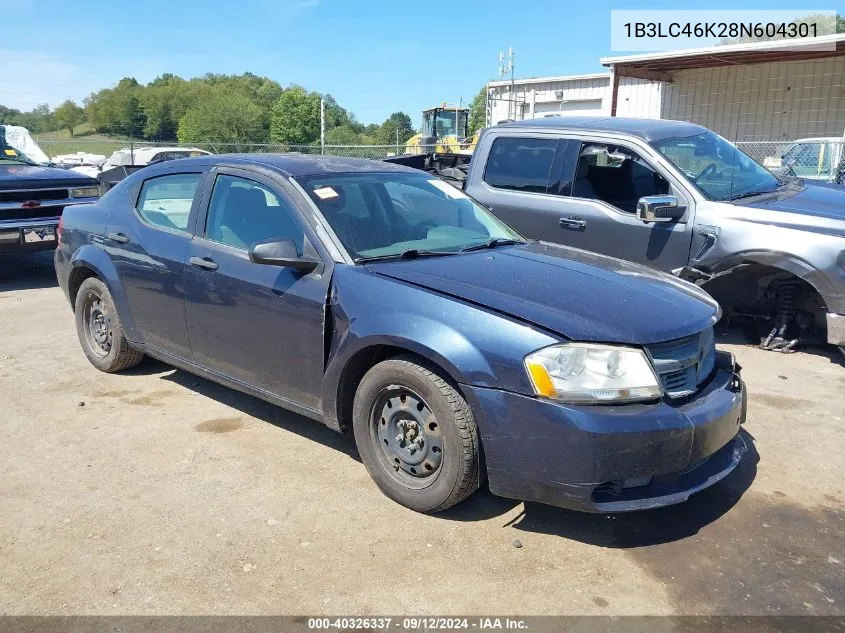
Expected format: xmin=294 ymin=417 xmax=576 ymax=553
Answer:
xmin=551 ymin=139 xmax=695 ymax=271
xmin=471 ymin=134 xmax=576 ymax=241
xmin=183 ymin=167 xmax=330 ymax=412
xmin=105 ymin=168 xmax=208 ymax=360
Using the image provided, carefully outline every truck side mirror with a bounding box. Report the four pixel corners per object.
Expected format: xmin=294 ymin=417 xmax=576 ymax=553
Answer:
xmin=636 ymin=195 xmax=685 ymax=223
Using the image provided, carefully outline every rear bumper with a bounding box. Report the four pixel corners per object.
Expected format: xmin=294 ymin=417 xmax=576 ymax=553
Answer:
xmin=464 ymin=351 xmax=746 ymax=512
xmin=0 ymin=218 xmax=59 ymax=253
xmin=826 ymin=313 xmax=845 ymax=346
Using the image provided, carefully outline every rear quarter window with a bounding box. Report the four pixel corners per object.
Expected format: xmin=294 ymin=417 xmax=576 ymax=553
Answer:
xmin=483 ymin=137 xmax=558 ymax=193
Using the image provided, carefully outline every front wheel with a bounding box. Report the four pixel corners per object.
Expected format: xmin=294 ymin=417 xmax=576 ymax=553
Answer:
xmin=352 ymin=356 xmax=480 ymax=513
xmin=74 ymin=277 xmax=144 ymax=373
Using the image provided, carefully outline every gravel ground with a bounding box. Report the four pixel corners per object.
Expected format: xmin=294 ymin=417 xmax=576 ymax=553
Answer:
xmin=1 ymin=251 xmax=843 ymax=616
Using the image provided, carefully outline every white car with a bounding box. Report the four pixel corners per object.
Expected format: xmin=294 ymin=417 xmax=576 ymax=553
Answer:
xmin=71 ymin=146 xmax=211 ymax=178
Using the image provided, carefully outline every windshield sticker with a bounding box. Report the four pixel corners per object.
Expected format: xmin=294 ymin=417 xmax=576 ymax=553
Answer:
xmin=4 ymin=149 xmax=17 ymax=156
xmin=427 ymin=179 xmax=466 ymax=199
xmin=313 ymin=186 xmax=339 ymax=200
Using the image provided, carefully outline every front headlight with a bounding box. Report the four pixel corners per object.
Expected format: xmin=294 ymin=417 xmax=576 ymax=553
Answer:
xmin=524 ymin=343 xmax=662 ymax=404
xmin=70 ymin=186 xmax=100 ymax=199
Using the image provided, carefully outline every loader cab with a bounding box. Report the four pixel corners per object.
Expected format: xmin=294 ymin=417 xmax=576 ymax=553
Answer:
xmin=421 ymin=106 xmax=470 ymax=141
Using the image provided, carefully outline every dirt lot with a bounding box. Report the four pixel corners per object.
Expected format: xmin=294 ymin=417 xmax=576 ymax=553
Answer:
xmin=1 ymin=251 xmax=843 ymax=616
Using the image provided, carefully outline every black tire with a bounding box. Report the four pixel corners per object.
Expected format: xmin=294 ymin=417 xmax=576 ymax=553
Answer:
xmin=74 ymin=277 xmax=143 ymax=373
xmin=352 ymin=356 xmax=480 ymax=513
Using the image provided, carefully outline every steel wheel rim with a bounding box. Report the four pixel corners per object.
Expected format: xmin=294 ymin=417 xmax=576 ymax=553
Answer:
xmin=84 ymin=292 xmax=113 ymax=357
xmin=370 ymin=385 xmax=443 ymax=489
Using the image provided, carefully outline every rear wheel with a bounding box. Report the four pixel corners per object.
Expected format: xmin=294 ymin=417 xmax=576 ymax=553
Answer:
xmin=352 ymin=356 xmax=480 ymax=513
xmin=74 ymin=277 xmax=143 ymax=373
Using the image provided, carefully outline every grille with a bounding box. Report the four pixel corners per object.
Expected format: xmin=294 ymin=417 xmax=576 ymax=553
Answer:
xmin=0 ymin=205 xmax=64 ymax=222
xmin=0 ymin=189 xmax=69 ymax=203
xmin=646 ymin=327 xmax=716 ymax=399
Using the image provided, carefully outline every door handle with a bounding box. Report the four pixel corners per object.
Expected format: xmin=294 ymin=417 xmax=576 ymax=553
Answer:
xmin=106 ymin=232 xmax=129 ymax=244
xmin=190 ymin=256 xmax=218 ymax=271
xmin=559 ymin=217 xmax=587 ymax=231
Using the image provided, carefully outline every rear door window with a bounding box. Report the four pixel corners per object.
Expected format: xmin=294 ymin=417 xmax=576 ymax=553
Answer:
xmin=483 ymin=137 xmax=558 ymax=193
xmin=136 ymin=173 xmax=202 ymax=233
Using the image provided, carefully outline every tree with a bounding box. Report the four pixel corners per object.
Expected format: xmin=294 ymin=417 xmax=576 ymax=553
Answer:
xmin=269 ymin=85 xmax=321 ymax=145
xmin=53 ymin=100 xmax=85 ymax=136
xmin=325 ymin=125 xmax=362 ymax=145
xmin=468 ymin=84 xmax=488 ymax=134
xmin=377 ymin=112 xmax=415 ymax=145
xmin=177 ymin=89 xmax=266 ymax=148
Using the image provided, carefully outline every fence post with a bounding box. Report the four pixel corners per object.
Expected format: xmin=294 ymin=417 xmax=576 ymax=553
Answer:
xmin=320 ymin=98 xmax=325 ymax=156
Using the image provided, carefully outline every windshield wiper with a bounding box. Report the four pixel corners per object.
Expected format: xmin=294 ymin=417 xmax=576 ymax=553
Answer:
xmin=355 ymin=249 xmax=460 ymax=263
xmin=728 ymin=187 xmax=779 ymax=201
xmin=459 ymin=238 xmax=524 ymax=253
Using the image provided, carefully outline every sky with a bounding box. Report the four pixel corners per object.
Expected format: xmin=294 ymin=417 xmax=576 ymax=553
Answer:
xmin=1 ymin=0 xmax=830 ymax=125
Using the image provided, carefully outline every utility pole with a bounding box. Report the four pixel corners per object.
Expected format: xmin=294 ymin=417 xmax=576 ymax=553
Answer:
xmin=320 ymin=98 xmax=325 ymax=155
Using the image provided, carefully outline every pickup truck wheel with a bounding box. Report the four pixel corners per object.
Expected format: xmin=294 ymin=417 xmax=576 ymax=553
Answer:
xmin=74 ymin=277 xmax=143 ymax=373
xmin=352 ymin=356 xmax=480 ymax=513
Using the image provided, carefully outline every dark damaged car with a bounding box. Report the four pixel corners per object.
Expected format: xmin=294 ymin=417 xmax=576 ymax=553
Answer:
xmin=54 ymin=154 xmax=747 ymax=513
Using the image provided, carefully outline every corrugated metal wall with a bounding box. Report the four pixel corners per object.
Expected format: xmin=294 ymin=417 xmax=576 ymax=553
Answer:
xmin=488 ymin=75 xmax=610 ymax=123
xmin=661 ymin=56 xmax=845 ymax=141
xmin=615 ymin=77 xmax=663 ymax=119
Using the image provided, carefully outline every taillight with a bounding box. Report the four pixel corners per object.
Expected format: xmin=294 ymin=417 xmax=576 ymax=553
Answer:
xmin=57 ymin=215 xmax=63 ymax=246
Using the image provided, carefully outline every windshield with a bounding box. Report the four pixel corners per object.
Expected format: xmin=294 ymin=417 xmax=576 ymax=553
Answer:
xmin=298 ymin=172 xmax=523 ymax=261
xmin=426 ymin=110 xmax=468 ymax=139
xmin=652 ymin=131 xmax=781 ymax=201
xmin=0 ymin=143 xmax=38 ymax=166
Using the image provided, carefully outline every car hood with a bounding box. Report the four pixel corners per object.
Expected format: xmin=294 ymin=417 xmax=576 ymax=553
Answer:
xmin=0 ymin=164 xmax=98 ymax=190
xmin=364 ymin=242 xmax=719 ymax=345
xmin=744 ymin=180 xmax=845 ymax=224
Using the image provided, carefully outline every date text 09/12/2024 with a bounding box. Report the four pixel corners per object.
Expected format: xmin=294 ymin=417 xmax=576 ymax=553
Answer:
xmin=307 ymin=617 xmax=528 ymax=630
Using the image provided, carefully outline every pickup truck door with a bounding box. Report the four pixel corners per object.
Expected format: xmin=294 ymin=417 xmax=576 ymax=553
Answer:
xmin=183 ymin=167 xmax=330 ymax=414
xmin=469 ymin=133 xmax=695 ymax=273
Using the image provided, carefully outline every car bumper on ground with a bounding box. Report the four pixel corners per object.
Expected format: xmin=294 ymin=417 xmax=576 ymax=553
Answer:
xmin=464 ymin=351 xmax=746 ymax=512
xmin=826 ymin=312 xmax=845 ymax=346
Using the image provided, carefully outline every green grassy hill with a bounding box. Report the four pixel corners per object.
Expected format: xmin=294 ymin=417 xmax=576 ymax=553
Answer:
xmin=34 ymin=124 xmax=129 ymax=158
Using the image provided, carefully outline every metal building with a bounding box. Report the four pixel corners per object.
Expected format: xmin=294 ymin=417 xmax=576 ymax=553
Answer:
xmin=602 ymin=33 xmax=845 ymax=142
xmin=485 ymin=34 xmax=845 ymax=147
xmin=486 ymin=73 xmax=610 ymax=124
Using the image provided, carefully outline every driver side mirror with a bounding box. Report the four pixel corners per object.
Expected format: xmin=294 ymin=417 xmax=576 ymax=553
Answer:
xmin=636 ymin=195 xmax=685 ymax=223
xmin=249 ymin=238 xmax=319 ymax=272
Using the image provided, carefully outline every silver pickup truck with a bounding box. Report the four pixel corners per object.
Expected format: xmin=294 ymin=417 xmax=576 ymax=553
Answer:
xmin=455 ymin=117 xmax=845 ymax=356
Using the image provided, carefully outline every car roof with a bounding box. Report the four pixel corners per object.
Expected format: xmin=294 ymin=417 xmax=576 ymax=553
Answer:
xmin=496 ymin=116 xmax=710 ymax=142
xmin=152 ymin=153 xmax=421 ymax=177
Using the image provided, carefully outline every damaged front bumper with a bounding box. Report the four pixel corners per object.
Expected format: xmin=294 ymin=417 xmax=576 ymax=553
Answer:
xmin=464 ymin=351 xmax=747 ymax=513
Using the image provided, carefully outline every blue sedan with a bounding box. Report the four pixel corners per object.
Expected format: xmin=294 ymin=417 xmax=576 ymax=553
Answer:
xmin=55 ymin=154 xmax=747 ymax=513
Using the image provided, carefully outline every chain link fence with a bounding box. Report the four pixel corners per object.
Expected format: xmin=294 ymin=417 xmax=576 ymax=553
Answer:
xmin=35 ymin=137 xmax=845 ymax=184
xmin=37 ymin=139 xmax=436 ymax=162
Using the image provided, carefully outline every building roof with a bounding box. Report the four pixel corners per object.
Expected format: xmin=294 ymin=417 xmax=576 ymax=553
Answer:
xmin=488 ymin=72 xmax=610 ymax=88
xmin=498 ymin=116 xmax=709 ymax=141
xmin=162 ymin=153 xmax=417 ymax=177
xmin=601 ymin=33 xmax=845 ymax=75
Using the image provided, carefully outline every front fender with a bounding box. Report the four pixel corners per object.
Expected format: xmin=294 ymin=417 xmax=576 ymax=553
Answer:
xmin=70 ymin=244 xmax=138 ymax=341
xmin=705 ymin=249 xmax=841 ymax=312
xmin=319 ymin=266 xmax=560 ymax=430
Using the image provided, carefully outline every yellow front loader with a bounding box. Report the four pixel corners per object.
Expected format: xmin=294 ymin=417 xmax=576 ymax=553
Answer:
xmin=405 ymin=104 xmax=479 ymax=155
